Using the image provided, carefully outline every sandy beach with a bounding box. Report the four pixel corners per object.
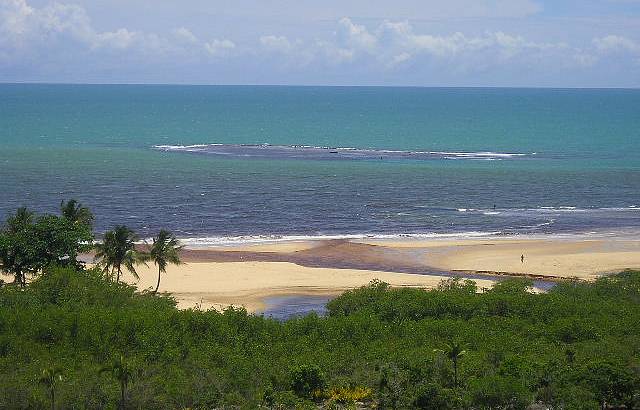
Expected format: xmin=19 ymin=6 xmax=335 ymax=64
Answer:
xmin=121 ymin=235 xmax=640 ymax=313
xmin=125 ymin=261 xmax=496 ymax=312
xmin=358 ymin=236 xmax=640 ymax=280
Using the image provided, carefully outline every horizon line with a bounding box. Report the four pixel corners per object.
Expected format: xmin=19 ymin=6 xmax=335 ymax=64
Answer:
xmin=1 ymin=81 xmax=638 ymax=90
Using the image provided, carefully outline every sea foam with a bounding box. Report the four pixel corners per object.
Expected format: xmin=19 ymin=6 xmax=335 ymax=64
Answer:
xmin=172 ymin=231 xmax=504 ymax=248
xmin=153 ymin=143 xmax=533 ymax=161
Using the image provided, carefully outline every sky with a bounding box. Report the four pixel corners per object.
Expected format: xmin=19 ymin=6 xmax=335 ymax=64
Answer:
xmin=0 ymin=0 xmax=639 ymax=87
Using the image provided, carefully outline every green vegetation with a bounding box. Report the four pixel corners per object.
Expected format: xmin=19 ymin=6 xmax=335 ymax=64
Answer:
xmin=94 ymin=225 xmax=145 ymax=283
xmin=39 ymin=366 xmax=63 ymax=410
xmin=0 ymin=205 xmax=93 ymax=286
xmin=0 ymin=203 xmax=639 ymax=409
xmin=433 ymin=342 xmax=467 ymax=389
xmin=146 ymin=229 xmax=183 ymax=293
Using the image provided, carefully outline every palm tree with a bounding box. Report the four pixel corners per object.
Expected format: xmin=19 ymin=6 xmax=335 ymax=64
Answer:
xmin=101 ymin=355 xmax=136 ymax=410
xmin=147 ymin=229 xmax=183 ymax=293
xmin=94 ymin=226 xmax=145 ymax=283
xmin=39 ymin=366 xmax=63 ymax=410
xmin=60 ymin=199 xmax=94 ymax=226
xmin=434 ymin=342 xmax=467 ymax=388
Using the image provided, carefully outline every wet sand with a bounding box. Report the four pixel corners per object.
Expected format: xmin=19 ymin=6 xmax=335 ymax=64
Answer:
xmin=182 ymin=236 xmax=640 ymax=280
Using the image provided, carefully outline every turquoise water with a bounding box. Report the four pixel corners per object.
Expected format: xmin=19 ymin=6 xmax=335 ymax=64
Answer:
xmin=1 ymin=84 xmax=639 ymax=243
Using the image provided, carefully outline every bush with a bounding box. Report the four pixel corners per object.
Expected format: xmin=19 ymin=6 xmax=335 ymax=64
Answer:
xmin=290 ymin=364 xmax=326 ymax=399
xmin=324 ymin=385 xmax=373 ymax=404
xmin=412 ymin=383 xmax=461 ymax=409
xmin=467 ymin=375 xmax=532 ymax=409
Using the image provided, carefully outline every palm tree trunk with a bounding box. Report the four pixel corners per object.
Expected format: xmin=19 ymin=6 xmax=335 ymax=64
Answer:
xmin=453 ymin=360 xmax=458 ymax=388
xmin=116 ymin=267 xmax=121 ymax=283
xmin=119 ymin=381 xmax=125 ymax=410
xmin=15 ymin=271 xmax=24 ymax=287
xmin=154 ymin=266 xmax=161 ymax=293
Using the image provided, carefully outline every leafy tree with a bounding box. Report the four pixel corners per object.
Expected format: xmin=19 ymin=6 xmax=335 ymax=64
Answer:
xmin=39 ymin=367 xmax=63 ymax=410
xmin=377 ymin=364 xmax=406 ymax=409
xmin=583 ymin=361 xmax=637 ymax=408
xmin=0 ymin=208 xmax=36 ymax=286
xmin=0 ymin=227 xmax=30 ymax=286
xmin=437 ymin=277 xmax=477 ymax=294
xmin=467 ymin=375 xmax=532 ymax=409
xmin=489 ymin=278 xmax=534 ymax=294
xmin=0 ymin=206 xmax=93 ymax=285
xmin=94 ymin=226 xmax=144 ymax=282
xmin=32 ymin=214 xmax=93 ymax=269
xmin=434 ymin=342 xmax=467 ymax=388
xmin=6 ymin=207 xmax=34 ymax=232
xmin=146 ymin=229 xmax=182 ymax=293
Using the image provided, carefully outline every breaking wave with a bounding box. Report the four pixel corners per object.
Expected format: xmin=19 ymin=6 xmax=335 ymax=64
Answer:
xmin=173 ymin=231 xmax=504 ymax=247
xmin=153 ymin=143 xmax=533 ymax=161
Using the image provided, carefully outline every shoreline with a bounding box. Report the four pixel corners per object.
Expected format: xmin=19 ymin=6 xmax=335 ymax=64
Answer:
xmin=175 ymin=229 xmax=640 ymax=250
xmin=119 ymin=233 xmax=640 ymax=313
xmin=181 ymin=234 xmax=640 ymax=279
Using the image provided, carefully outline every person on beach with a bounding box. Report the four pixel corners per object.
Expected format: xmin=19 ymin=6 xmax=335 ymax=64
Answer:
xmin=521 ymin=254 xmax=525 ymax=263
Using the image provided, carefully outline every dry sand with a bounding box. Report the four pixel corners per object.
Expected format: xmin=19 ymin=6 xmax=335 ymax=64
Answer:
xmin=421 ymin=238 xmax=640 ymax=280
xmin=120 ymin=235 xmax=640 ymax=313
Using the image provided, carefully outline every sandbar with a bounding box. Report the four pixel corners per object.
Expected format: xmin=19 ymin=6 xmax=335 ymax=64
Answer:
xmin=119 ymin=234 xmax=640 ymax=313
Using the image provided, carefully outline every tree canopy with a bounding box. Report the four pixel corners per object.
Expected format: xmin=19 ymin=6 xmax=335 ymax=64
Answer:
xmin=0 ymin=203 xmax=93 ymax=286
xmin=0 ymin=267 xmax=638 ymax=409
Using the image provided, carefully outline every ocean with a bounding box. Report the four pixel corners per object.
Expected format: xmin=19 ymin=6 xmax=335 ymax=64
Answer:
xmin=1 ymin=84 xmax=639 ymax=244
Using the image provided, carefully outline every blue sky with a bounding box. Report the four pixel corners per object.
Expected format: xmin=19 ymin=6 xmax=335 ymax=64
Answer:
xmin=1 ymin=0 xmax=639 ymax=86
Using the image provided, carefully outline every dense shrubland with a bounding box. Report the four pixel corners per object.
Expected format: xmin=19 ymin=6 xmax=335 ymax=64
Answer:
xmin=0 ymin=204 xmax=639 ymax=409
xmin=1 ymin=268 xmax=639 ymax=409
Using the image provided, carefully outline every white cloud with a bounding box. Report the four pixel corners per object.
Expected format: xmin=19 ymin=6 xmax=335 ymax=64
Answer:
xmin=0 ymin=0 xmax=234 ymax=61
xmin=391 ymin=52 xmax=412 ymax=66
xmin=173 ymin=27 xmax=198 ymax=44
xmin=317 ymin=19 xmax=573 ymax=69
xmin=253 ymin=20 xmax=636 ymax=76
xmin=593 ymin=35 xmax=640 ymax=53
xmin=0 ymin=0 xmax=33 ymax=36
xmin=204 ymin=39 xmax=235 ymax=56
xmin=572 ymin=52 xmax=598 ymax=67
xmin=259 ymin=35 xmax=295 ymax=53
xmin=314 ymin=40 xmax=354 ymax=65
xmin=95 ymin=29 xmax=138 ymax=50
xmin=337 ymin=18 xmax=377 ymax=52
xmin=0 ymin=0 xmax=638 ymax=86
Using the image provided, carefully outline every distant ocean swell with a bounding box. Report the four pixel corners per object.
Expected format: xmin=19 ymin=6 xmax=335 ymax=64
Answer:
xmin=160 ymin=222 xmax=640 ymax=248
xmin=153 ymin=143 xmax=534 ymax=161
xmin=136 ymin=205 xmax=640 ymax=245
xmin=456 ymin=206 xmax=639 ymax=215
